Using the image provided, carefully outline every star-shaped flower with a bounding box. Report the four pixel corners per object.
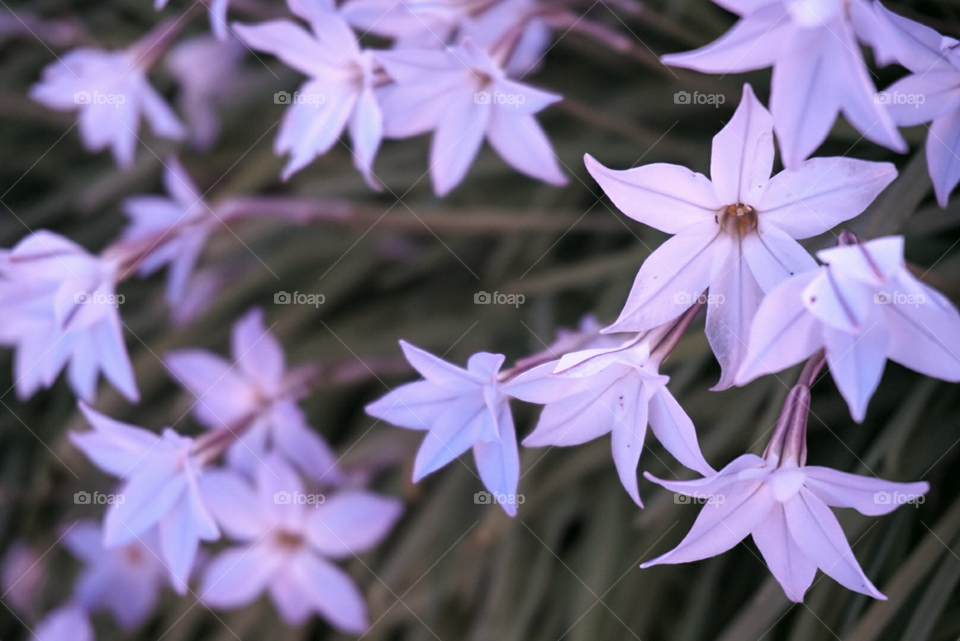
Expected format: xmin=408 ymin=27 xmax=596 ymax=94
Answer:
xmin=642 ymin=384 xmax=929 ymax=602
xmin=165 ymin=308 xmax=342 ymax=484
xmin=30 ymin=46 xmax=185 ymax=169
xmin=0 ymin=231 xmax=138 ymax=402
xmin=376 ymin=38 xmax=566 ymax=196
xmin=506 ymin=333 xmax=715 ymax=505
xmin=199 ymin=456 xmax=402 ymax=632
xmin=660 ymin=0 xmax=906 ymax=167
xmin=737 ymin=235 xmax=960 ymax=421
xmin=234 ymin=1 xmax=384 ymax=186
xmin=365 ymin=341 xmax=521 ymax=515
xmin=63 ymin=520 xmax=169 ymax=630
xmin=34 ymin=605 xmax=94 ymax=641
xmin=586 ymin=84 xmax=897 ymax=388
xmin=70 ymin=403 xmax=219 ymax=593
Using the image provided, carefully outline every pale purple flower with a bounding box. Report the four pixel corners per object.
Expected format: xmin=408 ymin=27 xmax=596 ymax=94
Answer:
xmin=460 ymin=0 xmax=551 ymax=77
xmin=642 ymin=385 xmax=929 ymax=602
xmin=661 ymin=0 xmax=906 ymax=167
xmin=340 ymin=0 xmax=466 ymax=46
xmin=34 ymin=605 xmax=94 ymax=641
xmin=63 ymin=520 xmax=169 ymax=630
xmin=506 ymin=335 xmax=715 ymax=506
xmin=872 ymin=5 xmax=960 ymax=207
xmin=234 ymin=3 xmax=384 ymax=187
xmin=166 ymin=35 xmax=245 ymax=151
xmin=586 ymin=84 xmax=897 ymax=388
xmin=737 ymin=235 xmax=960 ymax=421
xmin=165 ymin=308 xmax=342 ymax=484
xmin=30 ymin=46 xmax=185 ymax=169
xmin=0 ymin=231 xmax=138 ymax=402
xmin=156 ymin=0 xmax=231 ymax=40
xmin=365 ymin=341 xmax=521 ymax=515
xmin=199 ymin=456 xmax=402 ymax=632
xmin=121 ymin=156 xmax=213 ymax=307
xmin=376 ymin=38 xmax=566 ymax=196
xmin=70 ymin=403 xmax=219 ymax=594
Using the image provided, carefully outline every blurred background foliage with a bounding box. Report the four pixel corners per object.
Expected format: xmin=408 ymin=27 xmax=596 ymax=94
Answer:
xmin=2 ymin=0 xmax=960 ymax=639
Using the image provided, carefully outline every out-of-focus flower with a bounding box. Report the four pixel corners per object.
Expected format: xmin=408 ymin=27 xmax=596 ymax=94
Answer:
xmin=121 ymin=156 xmax=213 ymax=307
xmin=661 ymin=0 xmax=906 ymax=167
xmin=63 ymin=520 xmax=169 ymax=630
xmin=873 ymin=4 xmax=960 ymax=207
xmin=461 ymin=0 xmax=551 ymax=77
xmin=166 ymin=35 xmax=245 ymax=151
xmin=70 ymin=403 xmax=219 ymax=593
xmin=165 ymin=308 xmax=342 ymax=484
xmin=34 ymin=605 xmax=94 ymax=641
xmin=1 ymin=540 xmax=45 ymax=618
xmin=199 ymin=456 xmax=402 ymax=632
xmin=586 ymin=84 xmax=896 ymax=388
xmin=156 ymin=0 xmax=231 ymax=40
xmin=507 ymin=333 xmax=715 ymax=506
xmin=365 ymin=341 xmax=521 ymax=515
xmin=234 ymin=2 xmax=383 ymax=187
xmin=340 ymin=0 xmax=466 ymax=46
xmin=642 ymin=384 xmax=929 ymax=602
xmin=30 ymin=45 xmax=185 ymax=169
xmin=377 ymin=38 xmax=566 ymax=196
xmin=738 ymin=235 xmax=960 ymax=421
xmin=0 ymin=231 xmax=138 ymax=402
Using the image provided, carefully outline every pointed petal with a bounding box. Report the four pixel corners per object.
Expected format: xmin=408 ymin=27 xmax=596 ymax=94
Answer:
xmin=365 ymin=380 xmax=458 ymax=430
xmin=200 ymin=544 xmax=283 ymax=608
xmin=272 ymin=402 xmax=343 ymax=484
xmin=610 ymin=377 xmax=648 ymax=506
xmin=72 ymin=403 xmax=159 ymax=477
xmin=752 ymin=505 xmax=817 ymax=602
xmin=584 ymin=155 xmax=719 ymax=234
xmin=289 ymin=553 xmax=368 ymax=634
xmin=200 ymin=469 xmax=264 ymax=540
xmin=742 ymin=224 xmax=818 ymax=293
xmin=803 ymin=466 xmax=929 ymax=516
xmin=711 ymin=84 xmax=774 ymax=204
xmin=430 ymin=94 xmax=488 ymax=196
xmin=412 ymin=399 xmax=489 ymax=480
xmin=487 ymin=112 xmax=566 ymax=186
xmin=926 ymin=108 xmax=960 ymax=208
xmin=823 ymin=318 xmax=889 ymax=423
xmin=304 ymin=491 xmax=403 ymax=557
xmin=232 ymin=308 xmax=284 ymax=390
xmin=473 ymin=404 xmax=520 ymax=516
xmin=399 ymin=340 xmax=481 ymax=389
xmin=648 ymin=387 xmax=715 ymax=476
xmin=158 ymin=496 xmax=202 ymax=593
xmin=883 ymin=282 xmax=960 ymax=381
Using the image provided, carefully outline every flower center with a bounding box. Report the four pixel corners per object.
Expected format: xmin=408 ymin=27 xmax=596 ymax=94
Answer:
xmin=275 ymin=530 xmax=305 ymax=550
xmin=720 ymin=203 xmax=758 ymax=236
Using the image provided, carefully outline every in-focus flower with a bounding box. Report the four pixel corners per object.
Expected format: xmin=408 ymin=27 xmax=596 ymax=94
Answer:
xmin=30 ymin=44 xmax=185 ymax=169
xmin=165 ymin=308 xmax=342 ymax=483
xmin=0 ymin=230 xmax=138 ymax=402
xmin=34 ymin=605 xmax=94 ymax=641
xmin=738 ymin=235 xmax=960 ymax=421
xmin=199 ymin=456 xmax=402 ymax=632
xmin=365 ymin=341 xmax=521 ymax=515
xmin=377 ymin=38 xmax=566 ymax=196
xmin=121 ymin=156 xmax=214 ymax=307
xmin=166 ymin=35 xmax=245 ymax=151
xmin=63 ymin=520 xmax=169 ymax=630
xmin=642 ymin=383 xmax=929 ymax=602
xmin=70 ymin=403 xmax=219 ymax=593
xmin=661 ymin=0 xmax=906 ymax=167
xmin=873 ymin=4 xmax=960 ymax=207
xmin=506 ymin=331 xmax=715 ymax=506
xmin=586 ymin=84 xmax=896 ymax=388
xmin=234 ymin=2 xmax=384 ymax=187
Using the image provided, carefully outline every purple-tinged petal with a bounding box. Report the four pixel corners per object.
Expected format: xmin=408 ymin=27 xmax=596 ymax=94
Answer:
xmin=487 ymin=112 xmax=566 ymax=187
xmin=883 ymin=282 xmax=960 ymax=381
xmin=290 ymin=552 xmax=368 ymax=633
xmin=473 ymin=404 xmax=520 ymax=516
xmin=200 ymin=544 xmax=284 ymax=608
xmin=803 ymin=466 xmax=929 ymax=516
xmin=926 ymin=108 xmax=960 ymax=208
xmin=648 ymin=387 xmax=716 ymax=476
xmin=430 ymin=93 xmax=488 ymax=196
xmin=609 ymin=377 xmax=649 ymax=506
xmin=711 ymin=84 xmax=774 ymax=205
xmin=823 ymin=314 xmax=889 ymax=422
xmin=742 ymin=224 xmax=817 ymax=293
xmin=752 ymin=504 xmax=817 ymax=602
xmin=304 ymin=491 xmax=403 ymax=557
xmin=232 ymin=307 xmax=285 ymax=391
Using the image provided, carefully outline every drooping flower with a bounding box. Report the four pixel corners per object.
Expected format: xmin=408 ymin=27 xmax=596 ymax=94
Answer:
xmin=34 ymin=605 xmax=94 ymax=641
xmin=70 ymin=403 xmax=219 ymax=593
xmin=586 ymin=84 xmax=897 ymax=388
xmin=376 ymin=38 xmax=566 ymax=196
xmin=506 ymin=329 xmax=715 ymax=506
xmin=737 ymin=235 xmax=960 ymax=421
xmin=365 ymin=341 xmax=521 ymax=515
xmin=642 ymin=383 xmax=929 ymax=602
xmin=199 ymin=456 xmax=402 ymax=632
xmin=234 ymin=2 xmax=384 ymax=187
xmin=660 ymin=0 xmax=906 ymax=167
xmin=120 ymin=156 xmax=214 ymax=307
xmin=872 ymin=4 xmax=960 ymax=207
xmin=63 ymin=520 xmax=169 ymax=630
xmin=30 ymin=44 xmax=185 ymax=169
xmin=0 ymin=231 xmax=138 ymax=402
